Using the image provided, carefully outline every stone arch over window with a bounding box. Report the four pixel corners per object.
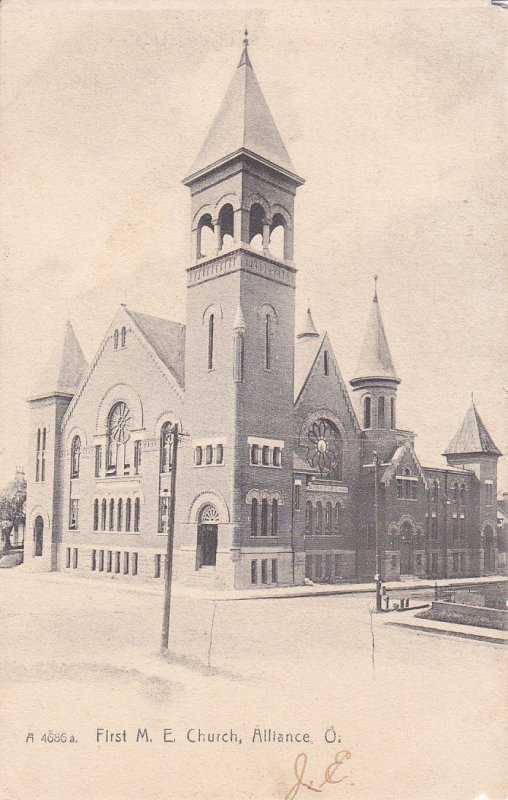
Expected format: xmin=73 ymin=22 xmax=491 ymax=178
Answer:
xmin=196 ymin=212 xmax=214 ymax=259
xmin=217 ymin=203 xmax=234 ymax=250
xmin=28 ymin=505 xmax=51 ymax=534
xmin=387 ymin=523 xmax=399 ymax=550
xmin=269 ymin=213 xmax=287 ymax=261
xmin=96 ymin=384 xmax=143 ymax=435
xmin=188 ymin=491 xmax=230 ymax=524
xmin=249 ymin=202 xmax=266 ymax=250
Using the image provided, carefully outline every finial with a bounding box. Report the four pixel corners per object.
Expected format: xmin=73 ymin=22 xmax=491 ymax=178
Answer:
xmin=471 ymin=391 xmax=475 ymax=405
xmin=238 ymin=27 xmax=252 ymax=67
xmin=373 ymin=274 xmax=378 ymax=301
xmin=243 ymin=27 xmax=249 ymax=47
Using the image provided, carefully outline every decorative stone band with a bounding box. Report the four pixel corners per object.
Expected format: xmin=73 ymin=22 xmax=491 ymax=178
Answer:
xmin=187 ymin=247 xmax=296 ymax=289
xmin=245 ymin=488 xmax=284 ymax=505
xmin=307 ymin=482 xmax=348 ymax=494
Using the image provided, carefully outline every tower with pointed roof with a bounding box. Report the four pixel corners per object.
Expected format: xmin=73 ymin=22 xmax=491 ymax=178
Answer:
xmin=349 ymin=279 xmax=401 ymax=461
xmin=175 ymin=33 xmax=304 ymax=587
xmin=25 ymin=322 xmax=88 ymax=570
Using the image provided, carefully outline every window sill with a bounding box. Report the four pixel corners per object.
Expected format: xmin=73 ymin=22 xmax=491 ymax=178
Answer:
xmin=250 ymin=463 xmax=282 ymax=469
xmin=194 ymin=463 xmax=225 ymax=468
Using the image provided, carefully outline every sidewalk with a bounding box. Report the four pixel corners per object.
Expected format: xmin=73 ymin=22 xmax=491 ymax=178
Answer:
xmin=384 ymin=610 xmax=508 ymax=645
xmin=7 ymin=566 xmax=506 ymax=603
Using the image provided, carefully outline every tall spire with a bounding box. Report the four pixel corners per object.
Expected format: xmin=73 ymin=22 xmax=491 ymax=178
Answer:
xmin=30 ymin=321 xmax=88 ymax=400
xmin=350 ymin=282 xmax=400 ymax=385
xmin=184 ymin=34 xmax=303 ymax=184
xmin=297 ymin=307 xmax=320 ymax=339
xmin=444 ymin=398 xmax=501 ymax=457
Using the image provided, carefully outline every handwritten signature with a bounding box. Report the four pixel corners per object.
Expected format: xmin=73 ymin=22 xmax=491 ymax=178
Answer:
xmin=285 ymin=750 xmax=352 ymax=800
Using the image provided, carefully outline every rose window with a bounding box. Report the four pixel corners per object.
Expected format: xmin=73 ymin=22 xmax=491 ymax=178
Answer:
xmin=306 ymin=418 xmax=341 ymax=477
xmin=108 ymin=402 xmax=132 ymax=444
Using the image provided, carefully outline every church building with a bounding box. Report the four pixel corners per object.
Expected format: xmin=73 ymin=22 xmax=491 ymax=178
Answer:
xmin=24 ymin=37 xmax=502 ymax=589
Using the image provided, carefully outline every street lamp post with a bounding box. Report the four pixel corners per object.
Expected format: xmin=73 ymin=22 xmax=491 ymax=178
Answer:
xmin=160 ymin=423 xmax=180 ymax=653
xmin=373 ymin=450 xmax=382 ymax=612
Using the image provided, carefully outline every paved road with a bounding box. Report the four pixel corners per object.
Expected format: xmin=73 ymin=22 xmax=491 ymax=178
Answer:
xmin=0 ymin=570 xmax=506 ymax=800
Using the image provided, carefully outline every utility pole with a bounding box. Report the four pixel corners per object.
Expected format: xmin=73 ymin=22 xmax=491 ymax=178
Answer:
xmin=373 ymin=450 xmax=382 ymax=612
xmin=160 ymin=423 xmax=180 ymax=653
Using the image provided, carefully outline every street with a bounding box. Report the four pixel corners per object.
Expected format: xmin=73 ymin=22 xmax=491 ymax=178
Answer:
xmin=0 ymin=570 xmax=506 ymax=800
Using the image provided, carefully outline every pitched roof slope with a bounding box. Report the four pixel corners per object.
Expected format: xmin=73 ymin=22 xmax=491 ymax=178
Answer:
xmin=127 ymin=309 xmax=186 ymax=389
xmin=444 ymin=400 xmax=501 ymax=456
xmin=294 ymin=334 xmax=325 ymax=402
xmin=31 ymin=321 xmax=88 ymax=399
xmin=185 ymin=43 xmax=299 ymax=180
xmin=351 ymin=291 xmax=399 ymax=384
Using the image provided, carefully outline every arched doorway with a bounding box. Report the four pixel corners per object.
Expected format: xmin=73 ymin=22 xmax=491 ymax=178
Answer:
xmin=400 ymin=520 xmax=413 ymax=574
xmin=196 ymin=505 xmax=219 ymax=569
xmin=34 ymin=516 xmax=44 ymax=557
xmin=483 ymin=525 xmax=495 ymax=573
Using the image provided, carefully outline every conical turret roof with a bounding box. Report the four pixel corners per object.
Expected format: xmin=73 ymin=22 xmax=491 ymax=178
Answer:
xmin=297 ymin=307 xmax=319 ymax=339
xmin=350 ymin=285 xmax=399 ymax=385
xmin=184 ymin=36 xmax=302 ymax=184
xmin=30 ymin=321 xmax=87 ymax=399
xmin=444 ymin=400 xmax=501 ymax=456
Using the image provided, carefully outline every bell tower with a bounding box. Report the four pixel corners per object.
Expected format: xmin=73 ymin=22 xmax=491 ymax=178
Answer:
xmin=175 ymin=33 xmax=305 ymax=589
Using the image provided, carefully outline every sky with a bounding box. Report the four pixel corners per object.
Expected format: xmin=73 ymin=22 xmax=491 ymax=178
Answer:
xmin=1 ymin=0 xmax=507 ymax=489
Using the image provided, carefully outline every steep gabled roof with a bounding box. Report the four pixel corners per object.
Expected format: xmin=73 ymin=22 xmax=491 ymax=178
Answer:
xmin=444 ymin=400 xmax=501 ymax=457
xmin=294 ymin=333 xmax=325 ymax=403
xmin=184 ymin=40 xmax=302 ymax=183
xmin=378 ymin=440 xmax=429 ymax=489
xmin=126 ymin=309 xmax=185 ymax=390
xmin=30 ymin=321 xmax=87 ymax=400
xmin=350 ymin=287 xmax=399 ymax=385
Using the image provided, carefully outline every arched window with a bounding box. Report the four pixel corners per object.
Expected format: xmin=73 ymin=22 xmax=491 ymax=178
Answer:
xmin=323 ymin=350 xmax=329 ymax=376
xmin=107 ymin=402 xmax=132 ymax=475
xmin=218 ymin=203 xmax=234 ymax=250
xmin=101 ymin=499 xmax=107 ymax=530
xmin=325 ymin=502 xmax=332 ymax=534
xmin=261 ymin=498 xmax=268 ymax=536
xmin=251 ymin=498 xmax=258 ymax=536
xmin=269 ymin=213 xmax=286 ymax=260
xmin=265 ymin=314 xmax=272 ymax=370
xmin=334 ymin=503 xmax=342 ymax=534
xmin=208 ymin=314 xmax=214 ymax=370
xmin=249 ymin=203 xmax=265 ymax=250
xmin=316 ymin=502 xmax=323 ymax=535
xmin=114 ymin=329 xmax=119 ymax=349
xmin=117 ymin=498 xmax=123 ymax=531
xmin=459 ymin=484 xmax=466 ymax=504
xmin=125 ymin=498 xmax=132 ymax=532
xmin=431 ymin=481 xmax=438 ymax=503
xmin=93 ymin=499 xmax=99 ymax=531
xmin=233 ymin=331 xmax=244 ymax=382
xmin=160 ymin=422 xmax=172 ymax=473
xmin=197 ymin=213 xmax=214 ymax=259
xmin=378 ymin=397 xmax=385 ymax=429
xmin=71 ymin=435 xmax=81 ymax=479
xmin=134 ymin=498 xmax=140 ymax=532
xmin=41 ymin=428 xmax=46 ymax=482
xmin=109 ymin=499 xmax=115 ymax=531
xmin=35 ymin=429 xmax=41 ymax=482
xmin=390 ymin=397 xmax=396 ymax=429
xmin=121 ymin=326 xmax=126 ymax=347
xmin=364 ymin=397 xmax=371 ymax=429
xmin=305 ymin=501 xmax=313 ymax=535
xmin=453 ymin=483 xmax=459 ymax=502
xmin=271 ymin=499 xmax=278 ymax=536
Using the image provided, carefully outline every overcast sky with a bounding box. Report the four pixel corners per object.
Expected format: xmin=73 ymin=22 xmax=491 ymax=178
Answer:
xmin=1 ymin=0 xmax=507 ymax=489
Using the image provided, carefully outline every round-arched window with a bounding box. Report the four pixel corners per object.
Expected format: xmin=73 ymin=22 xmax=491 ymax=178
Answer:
xmin=107 ymin=402 xmax=132 ymax=472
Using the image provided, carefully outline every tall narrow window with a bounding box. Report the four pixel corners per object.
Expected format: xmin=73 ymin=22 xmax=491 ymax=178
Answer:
xmin=390 ymin=397 xmax=396 ymax=429
xmin=378 ymin=397 xmax=385 ymax=429
xmin=95 ymin=445 xmax=102 ymax=477
xmin=324 ymin=350 xmax=329 ymax=376
xmin=431 ymin=515 xmax=438 ymax=539
xmin=101 ymin=499 xmax=107 ymax=530
xmin=453 ymin=483 xmax=459 ymax=502
xmin=271 ymin=499 xmax=278 ymax=536
xmin=262 ymin=445 xmax=270 ymax=466
xmin=216 ymin=444 xmax=224 ymax=464
xmin=98 ymin=550 xmax=104 ymax=571
xmin=159 ymin=495 xmax=170 ymax=534
xmin=117 ymin=498 xmax=123 ymax=531
xmin=261 ymin=559 xmax=268 ymax=584
xmin=123 ymin=552 xmax=129 ymax=575
xmin=195 ymin=446 xmax=203 ymax=466
xmin=125 ymin=498 xmax=132 ymax=532
xmin=109 ymin=499 xmax=115 ymax=531
xmin=316 ymin=502 xmax=323 ymax=534
xmin=431 ymin=481 xmax=438 ymax=503
xmin=114 ymin=329 xmax=119 ymax=349
xmin=273 ymin=447 xmax=281 ymax=467
xmin=251 ymin=498 xmax=258 ymax=535
xmin=93 ymin=499 xmax=99 ymax=531
xmin=364 ymin=397 xmax=371 ymax=429
xmin=133 ymin=440 xmax=142 ymax=475
xmin=250 ymin=444 xmax=259 ymax=465
xmin=131 ymin=552 xmax=138 ymax=576
xmin=71 ymin=435 xmax=81 ymax=478
xmin=160 ymin=423 xmax=172 ymax=473
xmin=208 ymin=314 xmax=214 ymax=370
xmin=205 ymin=444 xmax=213 ymax=465
xmin=305 ymin=501 xmax=313 ymax=534
xmin=261 ymin=498 xmax=268 ymax=536
xmin=334 ymin=503 xmax=342 ymax=534
xmin=251 ymin=560 xmax=257 ymax=585
xmin=265 ymin=314 xmax=272 ymax=370
xmin=69 ymin=499 xmax=79 ymax=530
xmin=115 ymin=551 xmax=121 ymax=574
xmin=271 ymin=559 xmax=278 ymax=583
xmin=325 ymin=502 xmax=332 ymax=535
xmin=121 ymin=326 xmax=126 ymax=347
xmin=91 ymin=550 xmax=96 ymax=571
xmin=233 ymin=332 xmax=244 ymax=382
xmin=36 ymin=429 xmax=41 ymax=482
xmin=134 ymin=498 xmax=140 ymax=532
xmin=459 ymin=484 xmax=466 ymax=504
xmin=294 ymin=483 xmax=301 ymax=510
xmin=41 ymin=428 xmax=46 ymax=481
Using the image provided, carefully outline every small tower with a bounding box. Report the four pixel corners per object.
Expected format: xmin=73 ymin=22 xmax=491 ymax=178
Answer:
xmin=444 ymin=398 xmax=501 ymax=574
xmin=177 ymin=33 xmax=304 ymax=589
xmin=25 ymin=322 xmax=87 ymax=571
xmin=350 ymin=279 xmax=400 ymax=460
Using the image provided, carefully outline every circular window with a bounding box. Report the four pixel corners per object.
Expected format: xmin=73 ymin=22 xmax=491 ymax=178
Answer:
xmin=108 ymin=402 xmax=132 ymax=444
xmin=306 ymin=418 xmax=341 ymax=477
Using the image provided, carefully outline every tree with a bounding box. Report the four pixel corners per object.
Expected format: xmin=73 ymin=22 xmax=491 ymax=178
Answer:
xmin=0 ymin=473 xmax=26 ymax=551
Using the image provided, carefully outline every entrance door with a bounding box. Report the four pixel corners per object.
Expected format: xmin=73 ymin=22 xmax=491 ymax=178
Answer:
xmin=34 ymin=516 xmax=44 ymax=557
xmin=400 ymin=521 xmax=413 ymax=574
xmin=197 ymin=524 xmax=217 ymax=567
